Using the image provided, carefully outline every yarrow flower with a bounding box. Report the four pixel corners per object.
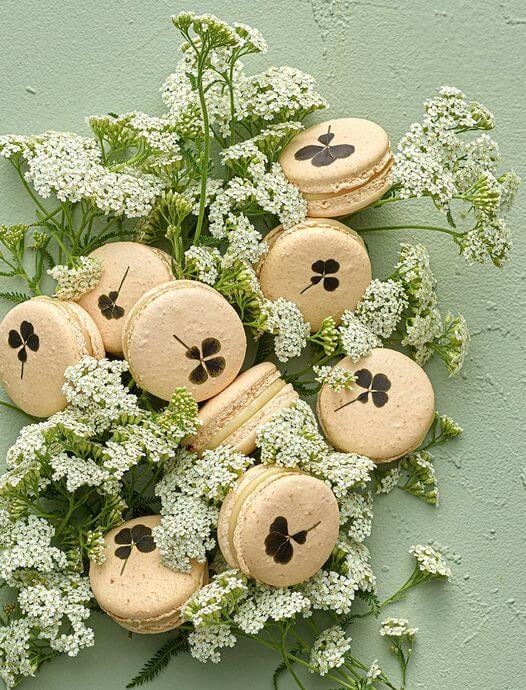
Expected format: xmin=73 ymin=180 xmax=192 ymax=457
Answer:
xmin=48 ymin=256 xmax=102 ymax=300
xmin=309 ymin=626 xmax=351 ymax=676
xmin=355 ymin=279 xmax=408 ymax=339
xmin=233 ymin=584 xmax=311 ymax=634
xmin=260 ymin=298 xmax=310 ymax=362
xmin=380 ymin=618 xmax=418 ymax=638
xmin=409 ymin=544 xmax=451 ymax=579
xmin=188 ymin=625 xmax=237 ymax=664
xmin=338 ymin=311 xmax=381 ymax=361
xmin=183 ymin=569 xmax=248 ymax=627
xmin=313 ymin=364 xmax=356 ymax=392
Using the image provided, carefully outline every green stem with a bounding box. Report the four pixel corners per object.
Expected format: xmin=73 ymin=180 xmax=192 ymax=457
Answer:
xmin=12 ymin=160 xmax=50 ymax=217
xmin=193 ymin=49 xmax=211 ymax=246
xmin=357 ymin=224 xmax=462 ymax=238
xmin=280 ymin=627 xmax=307 ymax=690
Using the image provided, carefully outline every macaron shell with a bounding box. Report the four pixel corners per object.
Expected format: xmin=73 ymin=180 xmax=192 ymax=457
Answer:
xmin=280 ymin=118 xmax=391 ymax=195
xmin=306 ymin=160 xmax=392 ymax=217
xmin=317 ymin=349 xmax=435 ymax=462
xmin=122 ymin=280 xmax=246 ymax=403
xmin=258 ymin=219 xmax=371 ymax=331
xmin=77 ymin=242 xmax=173 ymax=355
xmin=89 ymin=515 xmax=207 ymax=629
xmin=0 ymin=297 xmax=93 ymax=417
xmin=64 ymin=301 xmax=105 ymax=359
xmin=233 ymin=470 xmax=340 ymax=586
xmin=188 ymin=362 xmax=298 ymax=455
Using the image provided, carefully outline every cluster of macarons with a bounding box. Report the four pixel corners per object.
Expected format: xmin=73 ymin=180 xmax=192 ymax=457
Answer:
xmin=0 ymin=117 xmax=436 ymax=634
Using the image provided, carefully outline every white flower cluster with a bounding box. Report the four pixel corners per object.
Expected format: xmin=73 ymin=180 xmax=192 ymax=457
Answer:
xmin=183 ymin=569 xmax=248 ymax=627
xmin=48 ymin=256 xmax=102 ymax=300
xmin=184 ymin=245 xmax=222 ymax=285
xmin=380 ymin=618 xmax=418 ymax=638
xmin=309 ymin=626 xmax=351 ymax=676
xmin=339 ymin=492 xmax=374 ymax=542
xmin=233 ymin=584 xmax=311 ymax=634
xmin=393 ymin=86 xmax=519 ymax=265
xmin=375 ymin=465 xmax=402 ymax=495
xmin=236 ymin=66 xmax=327 ymax=124
xmin=261 ymin=298 xmax=310 ymax=362
xmin=355 ymin=279 xmax=408 ymax=339
xmin=0 ymin=512 xmax=93 ymax=686
xmin=338 ymin=311 xmax=381 ymax=361
xmin=153 ymin=447 xmax=252 ymax=571
xmin=409 ymin=544 xmax=451 ymax=579
xmin=0 ymin=131 xmax=164 ymax=218
xmin=188 ymin=625 xmax=237 ymax=664
xmin=313 ymin=364 xmax=356 ymax=392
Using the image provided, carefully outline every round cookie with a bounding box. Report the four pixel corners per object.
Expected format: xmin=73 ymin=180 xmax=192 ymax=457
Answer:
xmin=317 ymin=348 xmax=435 ymax=462
xmin=280 ymin=118 xmax=393 ymax=217
xmin=0 ymin=297 xmax=104 ymax=417
xmin=257 ymin=218 xmax=372 ymax=331
xmin=77 ymin=242 xmax=173 ymax=355
xmin=217 ymin=465 xmax=340 ymax=587
xmin=122 ymin=280 xmax=247 ymax=403
xmin=187 ymin=362 xmax=299 ymax=455
xmin=89 ymin=515 xmax=207 ymax=634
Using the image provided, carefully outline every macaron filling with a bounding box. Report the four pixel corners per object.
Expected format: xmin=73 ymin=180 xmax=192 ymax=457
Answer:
xmin=227 ymin=466 xmax=297 ymax=570
xmin=202 ymin=378 xmax=287 ymax=450
xmin=303 ymin=153 xmax=393 ymax=200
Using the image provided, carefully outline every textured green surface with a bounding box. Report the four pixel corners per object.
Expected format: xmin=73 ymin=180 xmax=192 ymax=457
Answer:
xmin=0 ymin=1 xmax=525 ymax=689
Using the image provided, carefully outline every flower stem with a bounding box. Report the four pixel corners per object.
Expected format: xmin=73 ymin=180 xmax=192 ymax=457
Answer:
xmin=357 ymin=224 xmax=462 ymax=238
xmin=193 ymin=50 xmax=211 ymax=246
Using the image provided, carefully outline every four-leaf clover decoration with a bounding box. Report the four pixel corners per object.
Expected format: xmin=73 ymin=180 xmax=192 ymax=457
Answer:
xmin=264 ymin=515 xmax=321 ymax=565
xmin=335 ymin=368 xmax=391 ymax=412
xmin=173 ymin=334 xmax=226 ymax=385
xmin=294 ymin=125 xmax=355 ymax=167
xmin=300 ymin=259 xmax=340 ymax=294
xmin=114 ymin=523 xmax=156 ymax=575
xmin=98 ymin=266 xmax=130 ymax=320
xmin=8 ymin=321 xmax=40 ymax=380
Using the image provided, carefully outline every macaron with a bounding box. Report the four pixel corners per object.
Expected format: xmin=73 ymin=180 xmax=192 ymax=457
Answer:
xmin=122 ymin=280 xmax=247 ymax=403
xmin=187 ymin=362 xmax=299 ymax=455
xmin=280 ymin=118 xmax=393 ymax=217
xmin=257 ymin=218 xmax=372 ymax=331
xmin=0 ymin=297 xmax=104 ymax=417
xmin=317 ymin=348 xmax=435 ymax=462
xmin=89 ymin=515 xmax=207 ymax=634
xmin=76 ymin=241 xmax=173 ymax=355
xmin=217 ymin=465 xmax=340 ymax=587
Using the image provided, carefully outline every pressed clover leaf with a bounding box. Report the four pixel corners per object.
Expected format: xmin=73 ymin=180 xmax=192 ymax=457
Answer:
xmin=8 ymin=320 xmax=40 ymax=379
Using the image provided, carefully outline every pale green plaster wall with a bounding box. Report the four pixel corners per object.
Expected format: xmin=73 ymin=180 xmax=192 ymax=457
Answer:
xmin=0 ymin=2 xmax=524 ymax=689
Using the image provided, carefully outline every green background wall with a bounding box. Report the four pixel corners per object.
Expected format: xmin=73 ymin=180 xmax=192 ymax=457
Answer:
xmin=0 ymin=1 xmax=524 ymax=688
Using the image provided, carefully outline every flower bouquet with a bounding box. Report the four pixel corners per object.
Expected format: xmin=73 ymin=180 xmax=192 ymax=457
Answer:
xmin=0 ymin=11 xmax=519 ymax=690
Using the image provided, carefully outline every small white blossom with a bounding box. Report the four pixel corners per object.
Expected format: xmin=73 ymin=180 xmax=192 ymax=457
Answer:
xmin=233 ymin=584 xmax=311 ymax=634
xmin=48 ymin=256 xmax=102 ymax=300
xmin=309 ymin=626 xmax=351 ymax=676
xmin=339 ymin=493 xmax=374 ymax=542
xmin=338 ymin=311 xmax=381 ymax=360
xmin=409 ymin=544 xmax=451 ymax=578
xmin=188 ymin=625 xmax=237 ymax=664
xmin=261 ymin=298 xmax=310 ymax=361
xmin=185 ymin=245 xmax=222 ymax=285
xmin=355 ymin=279 xmax=408 ymax=339
xmin=301 ymin=570 xmax=357 ymax=614
xmin=375 ymin=465 xmax=402 ymax=495
xmin=49 ymin=452 xmax=108 ymax=492
xmin=183 ymin=570 xmax=248 ymax=627
xmin=313 ymin=365 xmax=355 ymax=392
xmin=380 ymin=618 xmax=418 ymax=637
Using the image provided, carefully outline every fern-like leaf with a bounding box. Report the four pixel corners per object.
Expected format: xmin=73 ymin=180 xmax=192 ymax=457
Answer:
xmin=356 ymin=589 xmax=381 ymax=617
xmin=126 ymin=634 xmax=189 ymax=688
xmin=272 ymin=660 xmax=288 ymax=690
xmin=254 ymin=332 xmax=275 ymax=365
xmin=0 ymin=291 xmax=32 ymax=304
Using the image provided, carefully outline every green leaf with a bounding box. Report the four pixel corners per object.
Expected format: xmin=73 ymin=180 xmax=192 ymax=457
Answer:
xmin=0 ymin=291 xmax=32 ymax=304
xmin=126 ymin=634 xmax=189 ymax=688
xmin=356 ymin=589 xmax=381 ymax=617
xmin=254 ymin=332 xmax=274 ymax=365
xmin=290 ymin=380 xmax=320 ymax=397
xmin=272 ymin=660 xmax=288 ymax=690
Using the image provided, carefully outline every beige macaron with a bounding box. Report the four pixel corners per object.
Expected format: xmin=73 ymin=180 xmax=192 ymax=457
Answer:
xmin=76 ymin=242 xmax=173 ymax=355
xmin=89 ymin=515 xmax=207 ymax=634
xmin=280 ymin=118 xmax=393 ymax=217
xmin=317 ymin=349 xmax=435 ymax=462
xmin=122 ymin=280 xmax=246 ymax=403
xmin=257 ymin=218 xmax=372 ymax=331
xmin=217 ymin=465 xmax=340 ymax=587
xmin=0 ymin=297 xmax=104 ymax=417
xmin=187 ymin=362 xmax=299 ymax=455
